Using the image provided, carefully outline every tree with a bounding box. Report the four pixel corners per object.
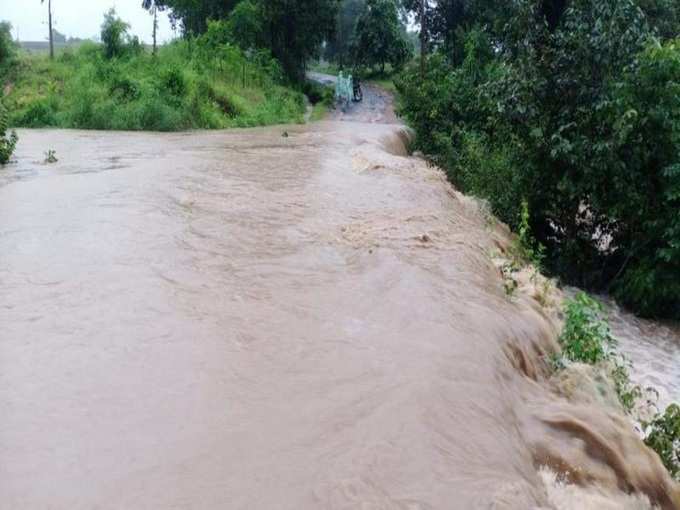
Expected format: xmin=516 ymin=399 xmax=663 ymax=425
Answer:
xmin=142 ymin=0 xmax=161 ymax=55
xmin=225 ymin=0 xmax=264 ymax=51
xmin=401 ymin=0 xmax=518 ymax=65
xmin=352 ymin=0 xmax=410 ymax=73
xmin=260 ymin=0 xmax=340 ymax=80
xmin=150 ymin=0 xmax=339 ymax=81
xmin=325 ymin=0 xmax=365 ymax=67
xmin=637 ymin=0 xmax=680 ymax=40
xmin=0 ymin=21 xmax=17 ymax=74
xmin=152 ymin=0 xmax=241 ymax=35
xmin=41 ymin=0 xmax=54 ymax=59
xmin=397 ymin=0 xmax=680 ymax=318
xmin=101 ymin=8 xmax=131 ymax=59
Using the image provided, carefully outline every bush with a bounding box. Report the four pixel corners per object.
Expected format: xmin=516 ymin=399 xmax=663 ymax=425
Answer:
xmin=559 ymin=293 xmax=617 ymax=365
xmin=160 ymin=67 xmax=187 ymax=100
xmin=109 ymin=76 xmax=142 ymax=102
xmin=0 ymin=101 xmax=18 ymax=165
xmin=644 ymin=404 xmax=680 ymax=481
xmin=14 ymin=99 xmax=58 ymax=127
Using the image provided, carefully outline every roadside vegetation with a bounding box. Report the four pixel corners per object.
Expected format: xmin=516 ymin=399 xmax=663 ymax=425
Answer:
xmin=1 ymin=0 xmax=342 ymax=132
xmin=395 ymin=0 xmax=680 ymax=321
xmin=0 ymin=100 xmax=17 ymax=164
xmin=0 ymin=21 xmax=17 ymax=164
xmin=1 ymin=11 xmax=305 ymax=131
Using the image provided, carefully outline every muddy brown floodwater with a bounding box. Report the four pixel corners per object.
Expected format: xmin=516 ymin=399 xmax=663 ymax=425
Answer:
xmin=1 ymin=122 xmax=679 ymax=510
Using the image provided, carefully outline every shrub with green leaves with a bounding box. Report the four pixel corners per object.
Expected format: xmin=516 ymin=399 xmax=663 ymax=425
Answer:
xmin=644 ymin=404 xmax=680 ymax=481
xmin=0 ymin=101 xmax=18 ymax=165
xmin=555 ymin=293 xmax=641 ymax=413
xmin=559 ymin=293 xmax=617 ymax=365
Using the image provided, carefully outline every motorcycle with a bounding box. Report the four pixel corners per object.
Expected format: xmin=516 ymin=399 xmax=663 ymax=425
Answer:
xmin=352 ymin=78 xmax=363 ymax=102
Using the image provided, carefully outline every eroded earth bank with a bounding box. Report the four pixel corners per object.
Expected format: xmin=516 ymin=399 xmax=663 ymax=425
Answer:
xmin=1 ymin=122 xmax=678 ymax=509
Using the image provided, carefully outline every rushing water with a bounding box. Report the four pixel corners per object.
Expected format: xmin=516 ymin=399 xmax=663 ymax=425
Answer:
xmin=1 ymin=125 xmax=678 ymax=509
xmin=608 ymin=303 xmax=680 ymax=412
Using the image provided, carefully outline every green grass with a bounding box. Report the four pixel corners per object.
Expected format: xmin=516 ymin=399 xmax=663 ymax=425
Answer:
xmin=4 ymin=41 xmax=306 ymax=131
xmin=308 ymin=61 xmax=340 ymax=76
xmin=368 ymin=76 xmax=397 ymax=96
xmin=309 ymin=101 xmax=329 ymax=121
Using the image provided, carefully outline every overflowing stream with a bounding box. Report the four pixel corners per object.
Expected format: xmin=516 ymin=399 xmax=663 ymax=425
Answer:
xmin=608 ymin=302 xmax=680 ymax=412
xmin=0 ymin=122 xmax=678 ymax=509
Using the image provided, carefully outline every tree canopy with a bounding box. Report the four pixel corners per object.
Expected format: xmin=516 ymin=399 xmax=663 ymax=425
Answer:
xmin=325 ymin=0 xmax=365 ymax=67
xmin=152 ymin=0 xmax=340 ymax=79
xmin=397 ymin=0 xmax=680 ymax=318
xmin=352 ymin=0 xmax=410 ymax=72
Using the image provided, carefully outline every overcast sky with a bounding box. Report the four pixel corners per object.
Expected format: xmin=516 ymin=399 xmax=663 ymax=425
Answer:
xmin=0 ymin=0 xmax=177 ymax=43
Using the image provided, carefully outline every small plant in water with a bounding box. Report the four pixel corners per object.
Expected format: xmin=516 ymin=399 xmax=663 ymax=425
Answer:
xmin=644 ymin=404 xmax=680 ymax=481
xmin=44 ymin=150 xmax=58 ymax=164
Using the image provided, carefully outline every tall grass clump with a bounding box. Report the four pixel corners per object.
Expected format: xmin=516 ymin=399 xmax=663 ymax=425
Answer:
xmin=5 ymin=16 xmax=305 ymax=131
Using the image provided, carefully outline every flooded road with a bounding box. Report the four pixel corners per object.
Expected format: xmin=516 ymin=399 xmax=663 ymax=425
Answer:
xmin=1 ymin=124 xmax=678 ymax=509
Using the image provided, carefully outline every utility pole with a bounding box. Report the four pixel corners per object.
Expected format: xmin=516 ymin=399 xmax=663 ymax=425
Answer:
xmin=152 ymin=5 xmax=158 ymax=55
xmin=419 ymin=0 xmax=426 ymax=78
xmin=42 ymin=0 xmax=54 ymax=59
xmin=48 ymin=0 xmax=54 ymax=59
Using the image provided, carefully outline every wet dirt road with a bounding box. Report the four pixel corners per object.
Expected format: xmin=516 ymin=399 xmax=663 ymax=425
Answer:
xmin=1 ymin=118 xmax=678 ymax=509
xmin=307 ymin=71 xmax=399 ymax=124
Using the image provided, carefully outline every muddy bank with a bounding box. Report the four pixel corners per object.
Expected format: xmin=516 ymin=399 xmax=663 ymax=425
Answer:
xmin=0 ymin=124 xmax=678 ymax=509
